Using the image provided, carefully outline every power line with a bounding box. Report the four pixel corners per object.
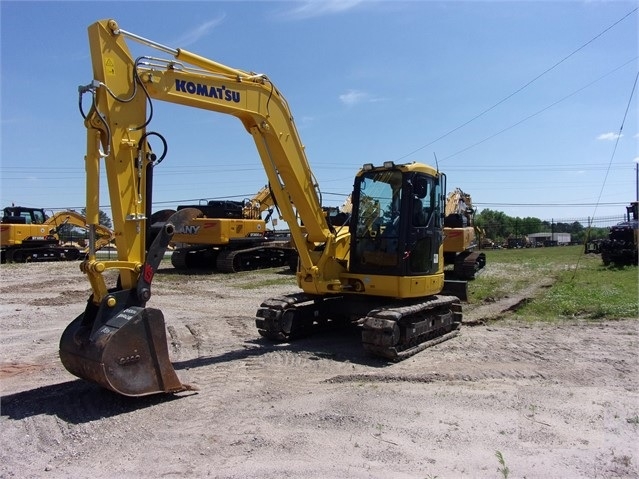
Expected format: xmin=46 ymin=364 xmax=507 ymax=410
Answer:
xmin=40 ymin=199 xmax=628 ymax=211
xmin=591 ymin=69 xmax=639 ymax=219
xmin=2 ymin=159 xmax=636 ymax=180
xmin=393 ymin=7 xmax=638 ymax=162
xmin=441 ymin=57 xmax=638 ymax=161
xmin=475 ymin=202 xmax=628 ymax=207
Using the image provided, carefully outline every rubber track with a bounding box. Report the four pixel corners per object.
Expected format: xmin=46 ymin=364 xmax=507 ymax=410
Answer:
xmin=255 ymin=293 xmax=318 ymax=341
xmin=216 ymin=242 xmax=294 ymax=273
xmin=170 ymin=249 xmax=188 ymax=269
xmin=362 ymin=295 xmax=462 ymax=360
xmin=454 ymin=251 xmax=486 ymax=280
xmin=256 ymin=293 xmax=463 ymax=361
xmin=3 ymin=246 xmax=80 ymax=263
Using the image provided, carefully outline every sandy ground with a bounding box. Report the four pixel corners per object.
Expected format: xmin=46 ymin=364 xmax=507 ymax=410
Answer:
xmin=1 ymin=261 xmax=638 ymax=479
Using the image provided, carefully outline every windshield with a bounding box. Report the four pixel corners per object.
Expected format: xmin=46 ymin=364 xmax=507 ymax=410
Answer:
xmin=355 ymin=170 xmax=402 ymax=239
xmin=350 ymin=168 xmax=443 ymax=277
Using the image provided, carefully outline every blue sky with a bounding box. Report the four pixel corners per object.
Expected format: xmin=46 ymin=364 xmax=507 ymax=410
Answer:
xmin=1 ymin=1 xmax=637 ymax=226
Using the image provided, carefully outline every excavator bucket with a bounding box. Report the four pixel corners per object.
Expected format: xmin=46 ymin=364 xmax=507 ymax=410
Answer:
xmin=59 ymin=208 xmax=201 ymax=396
xmin=59 ymin=292 xmax=189 ymax=396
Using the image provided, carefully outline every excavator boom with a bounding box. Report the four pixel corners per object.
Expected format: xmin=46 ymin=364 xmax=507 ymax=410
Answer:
xmin=61 ymin=19 xmax=340 ymax=396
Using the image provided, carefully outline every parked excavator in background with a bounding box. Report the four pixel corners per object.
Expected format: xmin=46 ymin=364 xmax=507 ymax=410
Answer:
xmin=506 ymin=235 xmax=531 ymax=249
xmin=1 ymin=206 xmax=113 ymax=263
xmin=151 ymin=185 xmax=296 ymax=273
xmin=598 ymin=201 xmax=638 ymax=266
xmin=480 ymin=237 xmax=496 ymax=249
xmin=442 ymin=188 xmax=486 ymax=280
xmin=60 ymin=19 xmax=465 ymax=397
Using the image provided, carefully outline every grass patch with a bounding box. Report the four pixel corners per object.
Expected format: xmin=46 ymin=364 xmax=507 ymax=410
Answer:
xmin=518 ymin=261 xmax=638 ymax=320
xmin=470 ymin=246 xmax=638 ymax=321
xmin=234 ymin=275 xmax=296 ymax=289
xmin=154 ymin=247 xmax=636 ymax=322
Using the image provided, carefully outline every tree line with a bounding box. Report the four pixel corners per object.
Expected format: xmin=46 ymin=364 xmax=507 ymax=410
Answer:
xmin=475 ymin=209 xmax=615 ymax=245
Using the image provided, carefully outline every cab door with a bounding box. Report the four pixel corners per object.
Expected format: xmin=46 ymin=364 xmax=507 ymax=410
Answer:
xmin=405 ymin=173 xmax=444 ymax=276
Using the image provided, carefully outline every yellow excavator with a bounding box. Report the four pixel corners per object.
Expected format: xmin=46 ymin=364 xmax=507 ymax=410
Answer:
xmin=60 ymin=19 xmax=465 ymax=397
xmin=443 ymin=188 xmax=486 ymax=280
xmin=1 ymin=206 xmax=113 ymax=263
xmin=153 ymin=185 xmax=296 ymax=273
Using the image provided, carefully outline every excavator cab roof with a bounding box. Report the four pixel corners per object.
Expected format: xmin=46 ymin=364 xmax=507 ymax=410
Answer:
xmin=2 ymin=206 xmax=47 ymax=224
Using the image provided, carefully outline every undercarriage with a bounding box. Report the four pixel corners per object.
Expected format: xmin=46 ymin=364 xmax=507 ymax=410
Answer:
xmin=255 ymin=293 xmax=462 ymax=360
xmin=170 ymin=241 xmax=296 ymax=273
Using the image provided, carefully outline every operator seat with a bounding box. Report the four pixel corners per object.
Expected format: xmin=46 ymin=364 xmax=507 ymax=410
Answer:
xmin=413 ymin=197 xmax=428 ymax=226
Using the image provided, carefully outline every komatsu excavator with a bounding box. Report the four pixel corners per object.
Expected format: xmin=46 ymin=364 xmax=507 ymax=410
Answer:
xmin=1 ymin=206 xmax=113 ymax=263
xmin=156 ymin=185 xmax=296 ymax=273
xmin=59 ymin=19 xmax=463 ymax=397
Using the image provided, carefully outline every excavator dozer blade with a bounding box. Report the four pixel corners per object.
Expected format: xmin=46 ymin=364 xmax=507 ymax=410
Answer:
xmin=60 ymin=298 xmax=190 ymax=397
xmin=442 ymin=279 xmax=468 ymax=302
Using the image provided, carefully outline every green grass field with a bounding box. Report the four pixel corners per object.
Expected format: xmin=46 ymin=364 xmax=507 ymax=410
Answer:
xmin=470 ymin=245 xmax=638 ymax=321
xmin=150 ymin=244 xmax=637 ymax=322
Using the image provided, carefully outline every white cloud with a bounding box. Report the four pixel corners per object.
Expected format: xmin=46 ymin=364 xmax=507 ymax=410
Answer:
xmin=339 ymin=89 xmax=369 ymax=106
xmin=276 ymin=1 xmax=362 ymax=20
xmin=596 ymin=132 xmax=623 ymax=141
xmin=338 ymin=89 xmax=386 ymax=107
xmin=296 ymin=115 xmax=315 ymax=130
xmin=172 ymin=15 xmax=226 ymax=47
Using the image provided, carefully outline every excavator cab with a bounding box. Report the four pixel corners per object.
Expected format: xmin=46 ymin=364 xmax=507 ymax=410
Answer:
xmin=2 ymin=206 xmax=47 ymax=225
xmin=350 ymin=163 xmax=445 ymax=277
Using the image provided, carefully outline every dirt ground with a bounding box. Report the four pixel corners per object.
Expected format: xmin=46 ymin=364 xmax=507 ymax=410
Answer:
xmin=1 ymin=261 xmax=637 ymax=479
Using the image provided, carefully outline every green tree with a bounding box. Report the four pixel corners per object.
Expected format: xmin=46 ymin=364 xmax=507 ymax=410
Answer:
xmin=569 ymin=221 xmax=584 ymax=235
xmin=477 ymin=209 xmax=596 ymax=245
xmin=520 ymin=216 xmax=542 ymax=235
xmin=476 ymin=209 xmax=510 ymax=241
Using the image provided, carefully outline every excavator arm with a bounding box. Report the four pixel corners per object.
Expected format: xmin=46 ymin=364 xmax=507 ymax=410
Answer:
xmin=45 ymin=210 xmax=114 ymax=253
xmin=243 ymin=185 xmax=275 ymax=220
xmin=81 ymin=19 xmax=347 ymax=298
xmin=60 ymin=19 xmax=349 ymax=396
